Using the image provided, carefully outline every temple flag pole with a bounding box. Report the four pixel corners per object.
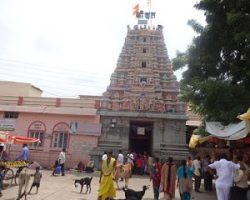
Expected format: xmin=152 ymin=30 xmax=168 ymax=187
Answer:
xmin=146 ymin=0 xmax=152 ymax=27
xmin=132 ymin=3 xmax=140 ymax=17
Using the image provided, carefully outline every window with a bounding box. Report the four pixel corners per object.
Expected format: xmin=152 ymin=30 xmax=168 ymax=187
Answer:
xmin=52 ymin=123 xmax=69 ymax=148
xmin=29 ymin=131 xmax=44 ymax=147
xmin=143 ymin=48 xmax=146 ymax=53
xmin=52 ymin=132 xmax=68 ymax=148
xmin=4 ymin=112 xmax=19 ymax=118
xmin=140 ymin=77 xmax=147 ymax=84
xmin=28 ymin=121 xmax=46 ymax=148
xmin=142 ymin=61 xmax=146 ymax=68
xmin=143 ymin=37 xmax=147 ymax=42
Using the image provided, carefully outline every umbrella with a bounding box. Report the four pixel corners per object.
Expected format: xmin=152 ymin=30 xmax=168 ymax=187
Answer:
xmin=0 ymin=131 xmax=40 ymax=144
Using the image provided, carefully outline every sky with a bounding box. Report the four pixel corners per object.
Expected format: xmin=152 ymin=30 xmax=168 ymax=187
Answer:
xmin=0 ymin=0 xmax=205 ymax=98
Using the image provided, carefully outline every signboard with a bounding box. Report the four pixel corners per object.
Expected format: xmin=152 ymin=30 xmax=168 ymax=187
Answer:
xmin=0 ymin=119 xmax=16 ymax=131
xmin=137 ymin=127 xmax=145 ymax=135
xmin=138 ymin=20 xmax=148 ymax=25
xmin=29 ymin=121 xmax=46 ymax=131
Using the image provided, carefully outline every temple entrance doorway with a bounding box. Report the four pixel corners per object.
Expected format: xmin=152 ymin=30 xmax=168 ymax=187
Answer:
xmin=129 ymin=121 xmax=153 ymax=155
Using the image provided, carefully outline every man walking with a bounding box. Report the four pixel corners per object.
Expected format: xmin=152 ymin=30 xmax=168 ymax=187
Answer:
xmin=58 ymin=148 xmax=66 ymax=176
xmin=18 ymin=144 xmax=29 ymax=162
xmin=209 ymin=153 xmax=240 ymax=200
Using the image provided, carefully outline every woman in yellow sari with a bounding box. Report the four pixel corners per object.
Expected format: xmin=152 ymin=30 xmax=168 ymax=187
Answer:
xmin=97 ymin=151 xmax=116 ymax=200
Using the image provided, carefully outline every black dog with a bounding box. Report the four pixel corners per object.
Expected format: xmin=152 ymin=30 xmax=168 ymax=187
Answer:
xmin=122 ymin=185 xmax=149 ymax=200
xmin=74 ymin=176 xmax=92 ymax=193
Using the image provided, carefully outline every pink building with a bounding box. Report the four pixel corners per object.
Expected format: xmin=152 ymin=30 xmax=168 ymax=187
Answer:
xmin=0 ymin=95 xmax=101 ymax=169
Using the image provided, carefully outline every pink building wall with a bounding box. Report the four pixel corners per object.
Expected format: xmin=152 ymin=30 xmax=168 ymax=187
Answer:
xmin=1 ymin=112 xmax=100 ymax=169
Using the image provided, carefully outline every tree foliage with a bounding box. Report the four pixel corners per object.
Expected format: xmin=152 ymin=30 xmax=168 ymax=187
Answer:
xmin=173 ymin=0 xmax=250 ymax=123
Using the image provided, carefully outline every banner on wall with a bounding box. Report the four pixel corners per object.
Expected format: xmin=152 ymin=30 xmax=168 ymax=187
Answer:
xmin=0 ymin=119 xmax=16 ymax=131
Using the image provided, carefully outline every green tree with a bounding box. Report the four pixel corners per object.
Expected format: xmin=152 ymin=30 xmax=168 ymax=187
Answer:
xmin=174 ymin=0 xmax=250 ymax=123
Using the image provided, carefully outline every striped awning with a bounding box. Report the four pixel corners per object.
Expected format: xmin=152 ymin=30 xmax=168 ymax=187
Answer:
xmin=0 ymin=131 xmax=40 ymax=144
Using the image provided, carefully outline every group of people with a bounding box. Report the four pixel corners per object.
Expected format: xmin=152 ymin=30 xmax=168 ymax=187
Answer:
xmin=97 ymin=150 xmax=250 ymax=200
xmin=1 ymin=144 xmax=249 ymax=200
xmin=97 ymin=150 xmax=193 ymax=200
xmin=0 ymin=144 xmax=66 ymax=198
xmin=150 ymin=156 xmax=193 ymax=200
xmin=0 ymin=144 xmax=43 ymax=199
xmin=190 ymin=153 xmax=249 ymax=200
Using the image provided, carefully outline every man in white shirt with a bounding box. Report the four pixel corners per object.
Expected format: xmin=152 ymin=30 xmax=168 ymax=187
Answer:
xmin=192 ymin=155 xmax=202 ymax=192
xmin=117 ymin=150 xmax=124 ymax=165
xmin=58 ymin=148 xmax=66 ymax=176
xmin=126 ymin=150 xmax=134 ymax=178
xmin=126 ymin=150 xmax=134 ymax=165
xmin=116 ymin=150 xmax=124 ymax=181
xmin=209 ymin=153 xmax=240 ymax=200
xmin=102 ymin=151 xmax=107 ymax=160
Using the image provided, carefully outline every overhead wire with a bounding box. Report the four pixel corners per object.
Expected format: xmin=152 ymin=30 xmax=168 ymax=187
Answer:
xmin=0 ymin=58 xmax=112 ymax=97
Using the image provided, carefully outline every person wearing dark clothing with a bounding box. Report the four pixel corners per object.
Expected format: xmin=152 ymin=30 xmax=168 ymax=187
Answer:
xmin=192 ymin=156 xmax=201 ymax=192
xmin=150 ymin=157 xmax=162 ymax=200
xmin=202 ymin=155 xmax=213 ymax=191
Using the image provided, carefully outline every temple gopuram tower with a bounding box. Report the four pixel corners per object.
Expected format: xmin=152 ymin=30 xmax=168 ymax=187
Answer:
xmin=91 ymin=4 xmax=188 ymax=168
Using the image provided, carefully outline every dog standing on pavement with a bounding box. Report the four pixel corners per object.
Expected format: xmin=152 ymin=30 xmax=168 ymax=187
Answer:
xmin=74 ymin=176 xmax=92 ymax=193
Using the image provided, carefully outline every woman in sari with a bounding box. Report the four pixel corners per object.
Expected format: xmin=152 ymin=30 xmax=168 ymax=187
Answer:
xmin=177 ymin=160 xmax=193 ymax=200
xmin=97 ymin=151 xmax=116 ymax=200
xmin=160 ymin=157 xmax=176 ymax=200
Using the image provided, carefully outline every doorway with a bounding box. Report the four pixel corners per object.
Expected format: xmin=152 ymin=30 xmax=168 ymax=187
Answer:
xmin=129 ymin=121 xmax=153 ymax=155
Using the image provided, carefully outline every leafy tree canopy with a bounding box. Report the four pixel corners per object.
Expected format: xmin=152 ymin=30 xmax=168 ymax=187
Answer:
xmin=173 ymin=0 xmax=250 ymax=123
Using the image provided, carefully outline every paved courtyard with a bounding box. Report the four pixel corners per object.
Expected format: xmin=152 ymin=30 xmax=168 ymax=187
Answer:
xmin=2 ymin=170 xmax=216 ymax=200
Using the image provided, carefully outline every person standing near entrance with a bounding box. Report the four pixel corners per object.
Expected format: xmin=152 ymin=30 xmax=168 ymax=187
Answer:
xmin=97 ymin=151 xmax=116 ymax=200
xmin=17 ymin=144 xmax=29 ymax=162
xmin=58 ymin=148 xmax=66 ymax=176
xmin=116 ymin=150 xmax=124 ymax=181
xmin=126 ymin=150 xmax=134 ymax=177
xmin=116 ymin=150 xmax=124 ymax=165
xmin=126 ymin=150 xmax=134 ymax=165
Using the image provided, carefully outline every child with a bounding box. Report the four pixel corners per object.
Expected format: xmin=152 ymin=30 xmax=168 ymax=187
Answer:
xmin=150 ymin=157 xmax=162 ymax=200
xmin=28 ymin=166 xmax=42 ymax=194
xmin=0 ymin=165 xmax=5 ymax=197
xmin=52 ymin=160 xmax=61 ymax=176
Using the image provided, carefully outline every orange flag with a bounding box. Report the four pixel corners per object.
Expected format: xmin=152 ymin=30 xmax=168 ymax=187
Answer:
xmin=132 ymin=3 xmax=139 ymax=15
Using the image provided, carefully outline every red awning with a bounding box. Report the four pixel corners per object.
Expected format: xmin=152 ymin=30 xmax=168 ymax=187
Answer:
xmin=0 ymin=131 xmax=40 ymax=144
xmin=12 ymin=136 xmax=40 ymax=144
